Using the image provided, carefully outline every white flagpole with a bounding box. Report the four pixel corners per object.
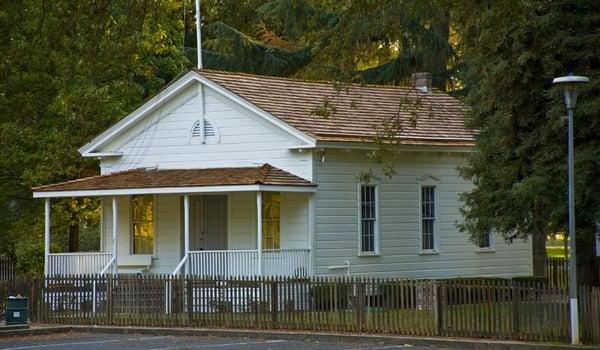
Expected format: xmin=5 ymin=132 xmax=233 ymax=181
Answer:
xmin=195 ymin=0 xmax=202 ymax=69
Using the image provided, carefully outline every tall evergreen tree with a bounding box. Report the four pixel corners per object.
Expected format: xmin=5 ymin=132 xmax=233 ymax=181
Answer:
xmin=0 ymin=0 xmax=186 ymax=259
xmin=454 ymin=0 xmax=600 ymax=278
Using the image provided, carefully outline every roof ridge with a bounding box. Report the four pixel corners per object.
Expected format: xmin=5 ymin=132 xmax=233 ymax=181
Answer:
xmin=195 ymin=68 xmax=446 ymax=93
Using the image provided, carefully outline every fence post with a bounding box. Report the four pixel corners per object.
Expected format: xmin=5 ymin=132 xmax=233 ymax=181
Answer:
xmin=29 ymin=278 xmax=38 ymax=323
xmin=107 ymin=274 xmax=114 ymax=324
xmin=186 ymin=276 xmax=193 ymax=326
xmin=165 ymin=277 xmax=171 ymax=314
xmin=92 ymin=278 xmax=97 ymax=315
xmin=436 ymin=281 xmax=445 ymax=336
xmin=511 ymin=280 xmax=520 ymax=339
xmin=356 ymin=278 xmax=366 ymax=332
xmin=271 ymin=278 xmax=278 ymax=329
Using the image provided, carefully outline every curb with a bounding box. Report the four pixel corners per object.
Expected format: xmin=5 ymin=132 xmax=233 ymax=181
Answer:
xmin=0 ymin=325 xmax=69 ymax=337
xmin=1 ymin=325 xmax=598 ymax=350
xmin=0 ymin=325 xmax=29 ymax=332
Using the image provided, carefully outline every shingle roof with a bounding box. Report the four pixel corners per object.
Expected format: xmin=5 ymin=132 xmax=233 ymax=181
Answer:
xmin=197 ymin=69 xmax=474 ymax=146
xmin=32 ymin=164 xmax=314 ymax=192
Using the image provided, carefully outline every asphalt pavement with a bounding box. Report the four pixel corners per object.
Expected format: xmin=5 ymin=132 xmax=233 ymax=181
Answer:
xmin=0 ymin=332 xmax=445 ymax=350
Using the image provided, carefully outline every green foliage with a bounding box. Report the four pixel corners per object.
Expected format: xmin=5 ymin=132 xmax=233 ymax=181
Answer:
xmin=0 ymin=1 xmax=187 ymax=257
xmin=454 ymin=0 xmax=600 ymax=258
xmin=309 ymin=283 xmax=351 ymax=310
xmin=15 ymin=241 xmax=45 ymax=277
xmin=511 ymin=276 xmax=549 ymax=285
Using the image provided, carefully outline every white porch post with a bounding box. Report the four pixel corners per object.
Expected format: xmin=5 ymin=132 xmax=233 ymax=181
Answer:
xmin=44 ymin=198 xmax=51 ymax=276
xmin=256 ymin=191 xmax=262 ymax=276
xmin=184 ymin=194 xmax=190 ymax=275
xmin=308 ymin=192 xmax=314 ymax=276
xmin=112 ymin=196 xmax=118 ymax=274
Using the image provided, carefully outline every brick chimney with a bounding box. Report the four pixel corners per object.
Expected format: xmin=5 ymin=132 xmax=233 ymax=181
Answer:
xmin=410 ymin=72 xmax=432 ymax=93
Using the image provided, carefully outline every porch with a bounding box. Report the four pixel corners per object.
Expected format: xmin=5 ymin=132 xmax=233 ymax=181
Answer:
xmin=34 ymin=165 xmax=316 ymax=278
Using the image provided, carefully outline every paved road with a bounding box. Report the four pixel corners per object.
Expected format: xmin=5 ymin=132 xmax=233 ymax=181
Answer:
xmin=0 ymin=332 xmax=447 ymax=350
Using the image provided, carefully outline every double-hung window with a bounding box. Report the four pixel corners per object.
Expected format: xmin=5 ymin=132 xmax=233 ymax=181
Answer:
xmin=476 ymin=230 xmax=494 ymax=251
xmin=421 ymin=185 xmax=436 ymax=251
xmin=360 ymin=185 xmax=378 ymax=254
xmin=479 ymin=231 xmax=492 ymax=249
xmin=262 ymin=192 xmax=281 ymax=250
xmin=131 ymin=195 xmax=155 ymax=254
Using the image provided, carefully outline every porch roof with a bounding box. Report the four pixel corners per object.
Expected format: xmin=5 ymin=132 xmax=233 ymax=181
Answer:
xmin=32 ymin=164 xmax=316 ymax=198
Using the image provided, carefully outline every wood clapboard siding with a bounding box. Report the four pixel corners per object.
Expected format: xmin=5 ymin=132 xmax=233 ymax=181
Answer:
xmin=99 ymin=84 xmax=313 ymax=181
xmin=313 ymin=149 xmax=532 ymax=278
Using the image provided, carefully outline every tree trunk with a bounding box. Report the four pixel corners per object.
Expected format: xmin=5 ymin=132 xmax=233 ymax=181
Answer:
xmin=532 ymin=231 xmax=547 ymax=277
xmin=577 ymin=225 xmax=599 ymax=285
xmin=68 ymin=221 xmax=80 ymax=252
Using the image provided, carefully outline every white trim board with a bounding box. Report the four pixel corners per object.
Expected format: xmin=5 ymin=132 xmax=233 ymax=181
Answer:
xmin=304 ymin=142 xmax=475 ymax=153
xmin=79 ymin=71 xmax=315 ymax=156
xmin=33 ymin=184 xmax=318 ymax=198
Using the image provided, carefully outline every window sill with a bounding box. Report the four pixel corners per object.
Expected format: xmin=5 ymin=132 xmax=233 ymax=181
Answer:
xmin=358 ymin=251 xmax=381 ymax=257
xmin=475 ymin=248 xmax=495 ymax=253
xmin=419 ymin=250 xmax=440 ymax=255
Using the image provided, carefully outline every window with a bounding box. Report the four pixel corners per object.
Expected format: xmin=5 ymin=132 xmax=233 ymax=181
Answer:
xmin=478 ymin=231 xmax=492 ymax=249
xmin=421 ymin=186 xmax=436 ymax=251
xmin=360 ymin=185 xmax=378 ymax=253
xmin=131 ymin=195 xmax=155 ymax=254
xmin=262 ymin=192 xmax=280 ymax=250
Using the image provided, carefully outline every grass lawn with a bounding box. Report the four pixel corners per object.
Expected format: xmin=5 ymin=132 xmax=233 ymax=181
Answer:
xmin=546 ymin=246 xmax=566 ymax=258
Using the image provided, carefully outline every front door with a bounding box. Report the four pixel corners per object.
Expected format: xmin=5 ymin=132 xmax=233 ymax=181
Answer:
xmin=191 ymin=195 xmax=228 ymax=250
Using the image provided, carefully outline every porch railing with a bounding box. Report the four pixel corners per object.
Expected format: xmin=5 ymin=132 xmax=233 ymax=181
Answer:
xmin=263 ymin=249 xmax=311 ymax=277
xmin=47 ymin=252 xmax=113 ymax=276
xmin=188 ymin=250 xmax=259 ymax=277
xmin=186 ymin=249 xmax=310 ymax=278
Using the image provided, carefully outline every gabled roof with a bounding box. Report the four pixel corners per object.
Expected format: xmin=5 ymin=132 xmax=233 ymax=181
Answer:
xmin=79 ymin=69 xmax=474 ymax=156
xmin=32 ymin=164 xmax=314 ymax=194
xmin=196 ymin=69 xmax=474 ymax=146
xmin=78 ymin=71 xmax=317 ymax=156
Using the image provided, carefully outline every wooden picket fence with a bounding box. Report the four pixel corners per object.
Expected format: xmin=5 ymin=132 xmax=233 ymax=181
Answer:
xmin=0 ymin=275 xmax=599 ymax=344
xmin=546 ymin=257 xmax=600 ymax=288
xmin=0 ymin=256 xmax=15 ymax=281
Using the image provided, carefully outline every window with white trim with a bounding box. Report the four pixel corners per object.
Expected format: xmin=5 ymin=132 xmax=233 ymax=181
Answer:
xmin=131 ymin=195 xmax=155 ymax=255
xmin=421 ymin=185 xmax=436 ymax=251
xmin=478 ymin=231 xmax=492 ymax=249
xmin=262 ymin=192 xmax=281 ymax=250
xmin=360 ymin=185 xmax=378 ymax=253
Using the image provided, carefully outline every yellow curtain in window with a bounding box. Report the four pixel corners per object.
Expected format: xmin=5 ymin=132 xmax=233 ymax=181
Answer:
xmin=132 ymin=195 xmax=154 ymax=254
xmin=262 ymin=192 xmax=280 ymax=250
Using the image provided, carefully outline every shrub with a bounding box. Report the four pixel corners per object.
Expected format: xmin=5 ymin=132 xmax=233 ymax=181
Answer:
xmin=512 ymin=276 xmax=548 ymax=285
xmin=15 ymin=241 xmax=45 ymax=276
xmin=309 ymin=283 xmax=351 ymax=310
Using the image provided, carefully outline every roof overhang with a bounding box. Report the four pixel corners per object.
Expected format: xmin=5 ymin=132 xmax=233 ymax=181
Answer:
xmin=289 ymin=140 xmax=475 ymax=153
xmin=32 ymin=164 xmax=316 ymax=198
xmin=79 ymin=70 xmax=316 ymax=157
xmin=33 ymin=184 xmax=316 ymax=198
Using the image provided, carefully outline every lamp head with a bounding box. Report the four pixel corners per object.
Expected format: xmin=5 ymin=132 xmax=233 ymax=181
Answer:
xmin=553 ymin=74 xmax=589 ymax=109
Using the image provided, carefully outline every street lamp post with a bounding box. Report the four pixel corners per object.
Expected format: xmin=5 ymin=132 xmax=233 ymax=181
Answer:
xmin=552 ymin=73 xmax=589 ymax=345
